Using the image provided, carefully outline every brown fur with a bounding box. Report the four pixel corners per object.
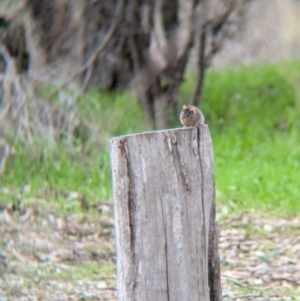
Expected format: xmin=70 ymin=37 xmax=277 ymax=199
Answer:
xmin=180 ymin=105 xmax=205 ymax=127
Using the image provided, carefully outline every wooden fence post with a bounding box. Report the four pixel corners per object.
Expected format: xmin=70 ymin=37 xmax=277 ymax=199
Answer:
xmin=109 ymin=126 xmax=222 ymax=301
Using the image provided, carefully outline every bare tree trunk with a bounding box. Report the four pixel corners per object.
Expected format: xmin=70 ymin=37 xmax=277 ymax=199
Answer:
xmin=0 ymin=0 xmax=247 ymax=129
xmin=109 ymin=126 xmax=222 ymax=301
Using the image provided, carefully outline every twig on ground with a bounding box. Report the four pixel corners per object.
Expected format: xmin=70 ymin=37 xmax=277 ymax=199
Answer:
xmin=232 ymin=292 xmax=262 ymax=300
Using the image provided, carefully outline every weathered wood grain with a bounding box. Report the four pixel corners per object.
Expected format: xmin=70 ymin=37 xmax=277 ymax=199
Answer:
xmin=109 ymin=125 xmax=221 ymax=301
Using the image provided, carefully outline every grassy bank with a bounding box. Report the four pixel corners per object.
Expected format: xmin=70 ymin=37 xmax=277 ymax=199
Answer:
xmin=200 ymin=62 xmax=300 ymax=215
xmin=1 ymin=61 xmax=300 ymax=215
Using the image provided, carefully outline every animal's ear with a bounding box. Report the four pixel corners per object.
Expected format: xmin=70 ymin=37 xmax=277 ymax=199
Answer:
xmin=190 ymin=107 xmax=196 ymax=114
xmin=182 ymin=105 xmax=187 ymax=110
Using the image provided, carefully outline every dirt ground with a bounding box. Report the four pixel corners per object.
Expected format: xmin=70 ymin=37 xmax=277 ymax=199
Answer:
xmin=0 ymin=201 xmax=299 ymax=301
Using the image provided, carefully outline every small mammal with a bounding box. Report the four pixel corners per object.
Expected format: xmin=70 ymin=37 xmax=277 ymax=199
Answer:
xmin=180 ymin=105 xmax=205 ymax=127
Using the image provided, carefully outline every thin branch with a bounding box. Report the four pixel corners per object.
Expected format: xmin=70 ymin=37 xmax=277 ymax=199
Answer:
xmin=73 ymin=63 xmax=94 ymax=104
xmin=211 ymin=0 xmax=235 ymax=34
xmin=0 ymin=45 xmax=12 ymax=63
xmin=0 ymin=138 xmax=11 ymax=174
xmin=129 ymin=35 xmax=141 ymax=74
xmin=189 ymin=0 xmax=236 ymax=106
xmin=127 ymin=0 xmax=142 ymax=73
xmin=0 ymin=101 xmax=12 ymax=123
xmin=190 ymin=25 xmax=207 ymax=106
xmin=204 ymin=36 xmax=223 ymax=68
xmin=46 ymin=0 xmax=125 ymax=101
xmin=152 ymin=0 xmax=168 ymax=66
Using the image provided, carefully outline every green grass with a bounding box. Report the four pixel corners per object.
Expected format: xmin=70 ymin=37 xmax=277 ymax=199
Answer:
xmin=198 ymin=62 xmax=300 ymax=214
xmin=1 ymin=61 xmax=300 ymax=215
xmin=0 ymin=90 xmax=146 ymax=212
xmin=53 ymin=262 xmax=116 ymax=282
xmin=0 ymin=142 xmax=112 ymax=212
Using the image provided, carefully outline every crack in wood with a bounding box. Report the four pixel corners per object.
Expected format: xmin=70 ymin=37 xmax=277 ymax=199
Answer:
xmin=110 ymin=127 xmax=220 ymax=300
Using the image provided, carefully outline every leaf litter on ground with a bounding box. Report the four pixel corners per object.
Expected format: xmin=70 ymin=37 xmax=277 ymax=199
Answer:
xmin=219 ymin=211 xmax=300 ymax=301
xmin=0 ymin=199 xmax=299 ymax=301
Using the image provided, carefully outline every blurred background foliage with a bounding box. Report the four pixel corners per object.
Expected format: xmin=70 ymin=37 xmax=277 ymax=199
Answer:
xmin=2 ymin=61 xmax=300 ymax=215
xmin=0 ymin=0 xmax=300 ymax=216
